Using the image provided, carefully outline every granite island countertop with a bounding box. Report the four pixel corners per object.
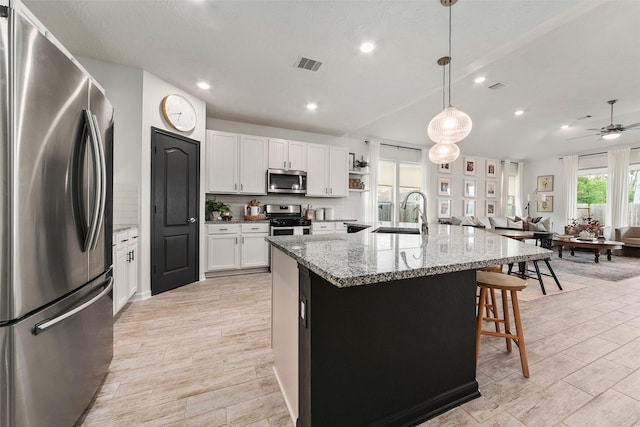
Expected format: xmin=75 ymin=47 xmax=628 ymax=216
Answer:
xmin=266 ymin=224 xmax=551 ymax=288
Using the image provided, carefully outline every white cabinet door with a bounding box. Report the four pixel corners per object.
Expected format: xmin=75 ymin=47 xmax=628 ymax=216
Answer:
xmin=288 ymin=141 xmax=307 ymax=171
xmin=207 ymin=234 xmax=240 ymax=271
xmin=239 ymin=135 xmax=267 ymax=194
xmin=335 ymin=223 xmax=348 ymax=234
xmin=126 ymin=231 xmax=138 ymax=298
xmin=241 ymin=234 xmax=269 ymax=268
xmin=306 ymin=143 xmax=329 ymax=197
xmin=328 ymin=146 xmax=348 ymax=197
xmin=207 ymin=131 xmax=238 ymax=193
xmin=268 ymin=138 xmax=288 ymax=170
xmin=113 ymin=247 xmax=129 ymax=315
xmin=312 ymin=222 xmax=335 ymax=234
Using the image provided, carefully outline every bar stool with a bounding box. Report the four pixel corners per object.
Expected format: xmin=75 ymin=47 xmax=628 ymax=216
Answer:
xmin=507 ymin=232 xmax=562 ymax=295
xmin=476 ymin=271 xmax=529 ymax=378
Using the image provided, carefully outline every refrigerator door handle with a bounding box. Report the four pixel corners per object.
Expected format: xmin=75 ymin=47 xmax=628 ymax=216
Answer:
xmin=83 ymin=109 xmax=102 ymax=251
xmin=32 ymin=277 xmax=113 ymax=335
xmin=90 ymin=113 xmax=107 ymax=250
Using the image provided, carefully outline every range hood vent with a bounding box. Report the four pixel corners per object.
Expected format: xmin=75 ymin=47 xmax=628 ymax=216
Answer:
xmin=488 ymin=81 xmax=507 ymax=90
xmin=295 ymin=56 xmax=323 ymax=72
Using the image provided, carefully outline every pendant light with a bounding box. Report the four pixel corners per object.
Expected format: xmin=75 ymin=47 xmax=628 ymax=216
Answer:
xmin=428 ymin=0 xmax=472 ymax=146
xmin=428 ymin=141 xmax=460 ymax=164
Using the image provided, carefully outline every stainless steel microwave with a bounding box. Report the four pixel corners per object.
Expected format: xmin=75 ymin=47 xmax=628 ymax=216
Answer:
xmin=267 ymin=169 xmax=307 ymax=194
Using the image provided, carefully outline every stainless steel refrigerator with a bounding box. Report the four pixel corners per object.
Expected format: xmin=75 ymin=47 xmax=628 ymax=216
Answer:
xmin=0 ymin=3 xmax=114 ymax=426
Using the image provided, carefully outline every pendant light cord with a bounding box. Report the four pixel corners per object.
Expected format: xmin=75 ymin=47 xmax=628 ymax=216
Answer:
xmin=448 ymin=2 xmax=452 ymax=107
xmin=442 ymin=61 xmax=446 ymax=110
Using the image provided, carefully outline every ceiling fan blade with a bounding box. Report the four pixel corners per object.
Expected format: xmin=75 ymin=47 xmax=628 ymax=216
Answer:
xmin=623 ymin=122 xmax=640 ymax=129
xmin=566 ymin=133 xmax=601 ymax=141
xmin=586 ymin=128 xmax=603 ymax=131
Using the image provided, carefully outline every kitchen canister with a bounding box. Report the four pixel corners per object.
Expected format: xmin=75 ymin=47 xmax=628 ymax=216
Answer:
xmin=315 ymin=208 xmax=325 ymax=221
xmin=324 ymin=207 xmax=334 ymax=220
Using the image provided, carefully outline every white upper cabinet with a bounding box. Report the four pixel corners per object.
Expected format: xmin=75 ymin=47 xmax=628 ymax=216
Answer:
xmin=206 ymin=130 xmax=267 ymax=194
xmin=305 ymin=144 xmax=348 ymax=197
xmin=268 ymin=139 xmax=307 ymax=171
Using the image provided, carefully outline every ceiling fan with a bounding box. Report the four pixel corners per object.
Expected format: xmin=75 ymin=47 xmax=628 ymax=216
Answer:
xmin=567 ymin=99 xmax=640 ymax=141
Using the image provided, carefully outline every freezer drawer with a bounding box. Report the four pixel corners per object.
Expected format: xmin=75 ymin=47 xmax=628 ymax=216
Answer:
xmin=0 ymin=273 xmax=113 ymax=427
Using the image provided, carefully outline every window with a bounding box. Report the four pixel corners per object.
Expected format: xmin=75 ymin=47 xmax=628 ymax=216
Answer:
xmin=628 ymin=166 xmax=640 ymax=226
xmin=506 ymin=175 xmax=516 ymax=217
xmin=377 ymin=160 xmax=423 ymax=227
xmin=577 ymin=169 xmax=607 ymax=224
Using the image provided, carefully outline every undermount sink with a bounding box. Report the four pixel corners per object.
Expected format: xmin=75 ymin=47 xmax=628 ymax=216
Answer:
xmin=371 ymin=227 xmax=421 ymax=234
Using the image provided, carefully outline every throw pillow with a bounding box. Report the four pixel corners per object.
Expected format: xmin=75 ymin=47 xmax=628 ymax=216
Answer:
xmin=449 ymin=216 xmax=462 ymax=226
xmin=528 ymin=221 xmax=547 ymax=232
xmin=489 ymin=217 xmax=508 ymax=228
xmin=539 ymin=217 xmax=551 ymax=231
xmin=507 ymin=218 xmax=524 ymax=230
xmin=476 ymin=217 xmax=492 ymax=229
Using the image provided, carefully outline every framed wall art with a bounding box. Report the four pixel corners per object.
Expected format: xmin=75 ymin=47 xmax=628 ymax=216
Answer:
xmin=439 ymin=162 xmax=451 ymax=174
xmin=464 ymin=157 xmax=476 ymax=176
xmin=537 ymin=175 xmax=554 ymax=192
xmin=463 ymin=199 xmax=476 ymax=216
xmin=485 ymin=180 xmax=497 ymax=198
xmin=463 ymin=179 xmax=475 ymax=198
xmin=486 ymin=159 xmax=497 ymax=178
xmin=486 ymin=200 xmax=496 ymax=217
xmin=437 ymin=199 xmax=451 ymax=218
xmin=438 ymin=176 xmax=451 ymax=196
xmin=538 ymin=195 xmax=553 ymax=212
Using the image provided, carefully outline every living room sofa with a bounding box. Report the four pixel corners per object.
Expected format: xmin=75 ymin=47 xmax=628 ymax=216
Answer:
xmin=615 ymin=227 xmax=640 ymax=256
xmin=442 ymin=215 xmax=552 ymax=232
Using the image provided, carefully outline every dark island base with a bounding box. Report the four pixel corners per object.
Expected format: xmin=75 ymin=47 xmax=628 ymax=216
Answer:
xmin=298 ymin=267 xmax=480 ymax=426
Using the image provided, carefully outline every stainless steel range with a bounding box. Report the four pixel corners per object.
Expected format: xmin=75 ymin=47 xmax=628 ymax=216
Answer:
xmin=265 ymin=204 xmax=311 ymax=236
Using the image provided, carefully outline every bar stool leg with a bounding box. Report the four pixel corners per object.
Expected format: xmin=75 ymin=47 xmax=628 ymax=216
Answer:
xmin=501 ymin=289 xmax=512 ymax=352
xmin=543 ymin=259 xmax=563 ymax=290
xmin=476 ymin=287 xmax=488 ymax=365
xmin=532 ymin=260 xmax=547 ymax=295
xmin=510 ymin=289 xmax=530 ymax=378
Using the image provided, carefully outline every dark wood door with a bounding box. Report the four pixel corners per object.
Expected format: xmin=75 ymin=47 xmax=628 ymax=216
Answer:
xmin=151 ymin=127 xmax=199 ymax=295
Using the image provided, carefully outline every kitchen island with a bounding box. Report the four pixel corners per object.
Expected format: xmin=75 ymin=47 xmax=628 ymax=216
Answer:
xmin=267 ymin=225 xmax=551 ymax=426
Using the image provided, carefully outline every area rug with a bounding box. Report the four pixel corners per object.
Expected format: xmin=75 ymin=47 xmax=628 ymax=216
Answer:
xmin=548 ymin=252 xmax=640 ymax=282
xmin=518 ymin=280 xmax=586 ymax=302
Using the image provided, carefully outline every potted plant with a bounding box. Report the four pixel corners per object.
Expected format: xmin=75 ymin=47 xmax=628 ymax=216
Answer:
xmin=205 ymin=197 xmax=230 ymax=221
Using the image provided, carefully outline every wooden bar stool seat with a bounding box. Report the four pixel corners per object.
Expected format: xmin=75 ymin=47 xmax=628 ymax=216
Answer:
xmin=476 ymin=271 xmax=530 ymax=378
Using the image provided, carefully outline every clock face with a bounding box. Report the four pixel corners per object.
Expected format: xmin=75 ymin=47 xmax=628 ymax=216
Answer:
xmin=161 ymin=94 xmax=197 ymax=132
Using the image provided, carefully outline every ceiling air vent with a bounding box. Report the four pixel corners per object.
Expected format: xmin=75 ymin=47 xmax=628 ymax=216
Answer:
xmin=295 ymin=56 xmax=323 ymax=72
xmin=488 ymin=82 xmax=507 ymax=90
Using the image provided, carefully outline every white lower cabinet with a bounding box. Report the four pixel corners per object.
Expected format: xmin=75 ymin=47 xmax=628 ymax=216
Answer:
xmin=312 ymin=222 xmax=348 ymax=235
xmin=206 ymin=223 xmax=270 ymax=272
xmin=113 ymin=228 xmax=138 ymax=315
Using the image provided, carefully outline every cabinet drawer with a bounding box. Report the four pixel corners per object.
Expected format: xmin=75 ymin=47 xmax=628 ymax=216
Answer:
xmin=335 ymin=223 xmax=348 ymax=232
xmin=127 ymin=228 xmax=139 ymax=240
xmin=241 ymin=223 xmax=270 ymax=233
xmin=312 ymin=222 xmax=335 ymax=232
xmin=114 ymin=230 xmax=129 ymax=248
xmin=207 ymin=223 xmax=241 ymax=234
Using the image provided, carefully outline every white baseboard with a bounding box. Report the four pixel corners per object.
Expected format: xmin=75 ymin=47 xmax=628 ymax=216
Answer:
xmin=273 ymin=366 xmax=296 ymax=427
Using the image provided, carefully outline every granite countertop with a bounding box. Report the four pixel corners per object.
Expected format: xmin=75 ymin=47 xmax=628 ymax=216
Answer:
xmin=266 ymin=225 xmax=552 ymax=288
xmin=113 ymin=224 xmax=138 ymax=233
xmin=312 ymin=219 xmax=358 ymax=223
xmin=205 ymin=219 xmax=270 ymax=224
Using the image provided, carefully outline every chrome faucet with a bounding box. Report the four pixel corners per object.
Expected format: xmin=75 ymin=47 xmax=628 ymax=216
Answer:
xmin=401 ymin=190 xmax=428 ymax=235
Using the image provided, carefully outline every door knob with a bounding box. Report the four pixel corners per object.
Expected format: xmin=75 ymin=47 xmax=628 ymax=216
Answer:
xmin=187 ymin=217 xmax=197 ymax=224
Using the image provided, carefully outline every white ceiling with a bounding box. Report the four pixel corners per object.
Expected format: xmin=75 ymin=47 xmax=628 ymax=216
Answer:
xmin=23 ymin=0 xmax=640 ymax=161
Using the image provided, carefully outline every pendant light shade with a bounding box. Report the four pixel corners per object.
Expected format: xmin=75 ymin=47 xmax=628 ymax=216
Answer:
xmin=428 ymin=142 xmax=460 ymax=164
xmin=427 ymin=106 xmax=472 ymax=144
xmin=427 ymin=0 xmax=472 ymax=156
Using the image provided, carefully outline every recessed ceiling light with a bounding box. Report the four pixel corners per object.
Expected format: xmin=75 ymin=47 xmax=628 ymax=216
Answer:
xmin=560 ymin=124 xmax=569 ymax=129
xmin=514 ymin=110 xmax=524 ymax=116
xmin=474 ymin=76 xmax=486 ymax=84
xmin=196 ymin=81 xmax=210 ymax=90
xmin=306 ymin=103 xmax=317 ymax=111
xmin=359 ymin=41 xmax=376 ymax=53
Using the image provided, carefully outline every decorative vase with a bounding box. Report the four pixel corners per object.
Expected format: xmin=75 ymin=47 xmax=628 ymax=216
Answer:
xmin=209 ymin=211 xmax=221 ymax=221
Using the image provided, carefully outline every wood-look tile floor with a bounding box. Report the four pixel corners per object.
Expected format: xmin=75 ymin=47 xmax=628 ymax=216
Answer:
xmin=81 ymin=268 xmax=640 ymax=426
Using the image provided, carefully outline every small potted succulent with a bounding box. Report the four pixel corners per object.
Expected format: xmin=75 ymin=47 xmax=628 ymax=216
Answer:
xmin=205 ymin=197 xmax=230 ymax=221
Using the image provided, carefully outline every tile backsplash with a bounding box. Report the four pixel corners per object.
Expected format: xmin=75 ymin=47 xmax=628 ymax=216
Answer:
xmin=114 ymin=183 xmax=139 ymax=225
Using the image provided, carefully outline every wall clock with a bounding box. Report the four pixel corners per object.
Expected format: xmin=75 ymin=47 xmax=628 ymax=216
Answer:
xmin=161 ymin=94 xmax=197 ymax=132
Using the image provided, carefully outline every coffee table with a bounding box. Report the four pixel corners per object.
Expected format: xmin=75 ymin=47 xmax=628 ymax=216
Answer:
xmin=552 ymin=238 xmax=624 ymax=263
